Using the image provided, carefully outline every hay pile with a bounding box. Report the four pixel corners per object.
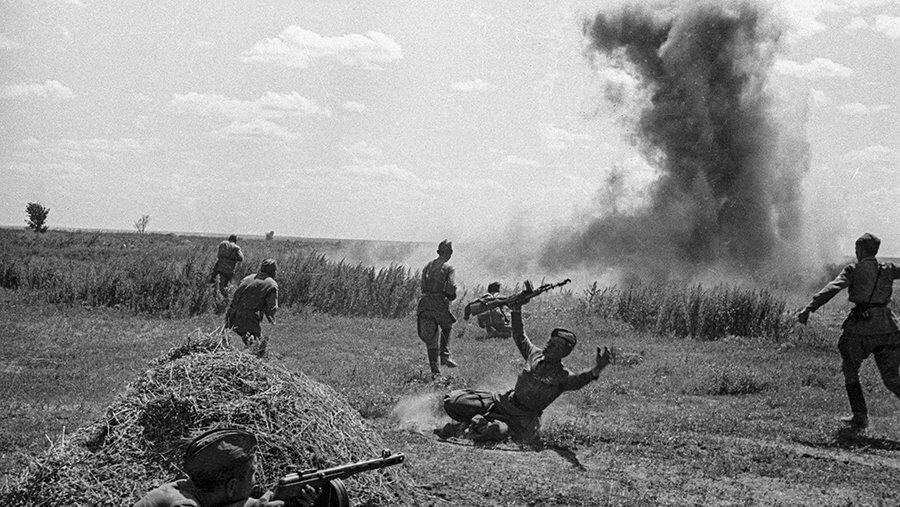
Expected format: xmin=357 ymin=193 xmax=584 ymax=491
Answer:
xmin=0 ymin=335 xmax=414 ymax=505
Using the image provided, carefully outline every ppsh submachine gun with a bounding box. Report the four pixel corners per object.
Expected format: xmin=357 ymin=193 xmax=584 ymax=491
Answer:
xmin=272 ymin=449 xmax=405 ymax=506
xmin=464 ymin=279 xmax=571 ymax=320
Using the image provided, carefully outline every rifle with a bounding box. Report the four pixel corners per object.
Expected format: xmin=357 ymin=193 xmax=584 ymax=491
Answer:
xmin=464 ymin=279 xmax=571 ymax=320
xmin=271 ymin=449 xmax=405 ymax=506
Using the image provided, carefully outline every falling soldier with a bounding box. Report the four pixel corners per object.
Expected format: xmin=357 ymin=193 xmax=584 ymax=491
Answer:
xmin=417 ymin=240 xmax=459 ymax=377
xmin=442 ymin=296 xmax=611 ymax=443
xmin=134 ymin=427 xmax=316 ymax=507
xmin=797 ymin=232 xmax=900 ymax=430
xmin=225 ymin=259 xmax=278 ymax=347
xmin=209 ymin=234 xmax=244 ymax=298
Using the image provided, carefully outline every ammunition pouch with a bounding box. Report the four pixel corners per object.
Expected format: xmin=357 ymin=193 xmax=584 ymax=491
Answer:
xmin=848 ymin=302 xmax=887 ymax=322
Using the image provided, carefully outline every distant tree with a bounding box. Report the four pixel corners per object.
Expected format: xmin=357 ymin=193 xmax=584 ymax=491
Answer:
xmin=134 ymin=214 xmax=150 ymax=234
xmin=265 ymin=230 xmax=275 ymax=241
xmin=25 ymin=202 xmax=50 ymax=233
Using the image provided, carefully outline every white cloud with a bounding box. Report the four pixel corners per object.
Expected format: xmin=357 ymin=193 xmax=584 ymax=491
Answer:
xmin=342 ymin=164 xmax=416 ymax=182
xmin=505 ymin=155 xmax=540 ymax=167
xmin=450 ymin=78 xmax=496 ymax=92
xmin=243 ymin=27 xmax=402 ymax=69
xmin=837 ymin=102 xmax=869 ymax=115
xmin=57 ymin=0 xmax=84 ymax=6
xmin=843 ymin=145 xmax=894 ymax=163
xmin=843 ymin=16 xmax=869 ymax=32
xmin=1 ymin=80 xmax=74 ymax=100
xmin=211 ymin=119 xmax=299 ymax=142
xmin=773 ymin=58 xmax=854 ymax=79
xmin=170 ymin=91 xmax=330 ymax=120
xmin=15 ymin=137 xmax=154 ymax=160
xmin=809 ymin=88 xmax=830 ymax=107
xmin=342 ymin=141 xmax=382 ymax=159
xmin=341 ymin=101 xmax=366 ymax=113
xmin=542 ymin=124 xmax=589 ymax=153
xmin=0 ymin=33 xmax=23 ymax=50
xmin=874 ymin=15 xmax=900 ymax=39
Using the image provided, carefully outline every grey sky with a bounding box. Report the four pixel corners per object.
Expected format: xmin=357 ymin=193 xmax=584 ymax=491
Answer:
xmin=1 ymin=0 xmax=897 ymax=257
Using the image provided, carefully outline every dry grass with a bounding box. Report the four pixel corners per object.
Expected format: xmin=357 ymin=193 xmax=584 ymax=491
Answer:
xmin=0 ymin=334 xmax=413 ymax=505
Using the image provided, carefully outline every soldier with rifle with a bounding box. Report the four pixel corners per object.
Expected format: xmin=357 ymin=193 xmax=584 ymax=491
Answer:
xmin=473 ymin=281 xmax=512 ymax=339
xmin=444 ymin=279 xmax=611 ymax=443
xmin=797 ymin=232 xmax=900 ymax=430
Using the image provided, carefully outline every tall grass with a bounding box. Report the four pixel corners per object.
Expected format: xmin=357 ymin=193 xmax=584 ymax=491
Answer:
xmin=581 ymin=281 xmax=792 ymax=341
xmin=0 ymin=229 xmax=420 ymax=318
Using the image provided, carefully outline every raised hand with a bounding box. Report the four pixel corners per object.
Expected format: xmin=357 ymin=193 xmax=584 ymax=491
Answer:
xmin=593 ymin=346 xmax=611 ymax=376
xmin=796 ymin=309 xmax=810 ymax=325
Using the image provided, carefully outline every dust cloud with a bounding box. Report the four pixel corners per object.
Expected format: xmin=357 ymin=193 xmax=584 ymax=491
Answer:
xmin=538 ymin=1 xmax=810 ymax=279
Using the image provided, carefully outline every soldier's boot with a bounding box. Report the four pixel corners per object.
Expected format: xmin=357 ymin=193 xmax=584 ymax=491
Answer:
xmin=840 ymin=383 xmax=868 ymax=429
xmin=439 ymin=329 xmax=458 ymax=368
xmin=427 ymin=349 xmax=441 ymax=378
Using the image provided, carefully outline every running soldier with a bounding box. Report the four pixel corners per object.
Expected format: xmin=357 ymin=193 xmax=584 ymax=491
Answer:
xmin=442 ymin=297 xmax=611 ymax=443
xmin=417 ymin=240 xmax=459 ymax=376
xmin=209 ymin=235 xmax=244 ymax=297
xmin=226 ymin=259 xmax=278 ymax=346
xmin=797 ymin=233 xmax=900 ymax=429
xmin=134 ymin=428 xmax=316 ymax=507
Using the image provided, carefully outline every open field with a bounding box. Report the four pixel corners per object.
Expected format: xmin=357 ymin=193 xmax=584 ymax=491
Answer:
xmin=1 ymin=229 xmax=898 ymax=504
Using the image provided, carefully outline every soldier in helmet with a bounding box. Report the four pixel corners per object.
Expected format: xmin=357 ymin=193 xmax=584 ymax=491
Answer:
xmin=441 ymin=297 xmax=611 ymax=443
xmin=797 ymin=232 xmax=900 ymax=430
xmin=134 ymin=427 xmax=316 ymax=507
xmin=209 ymin=234 xmax=244 ymax=298
xmin=417 ymin=240 xmax=459 ymax=376
xmin=226 ymin=259 xmax=278 ymax=346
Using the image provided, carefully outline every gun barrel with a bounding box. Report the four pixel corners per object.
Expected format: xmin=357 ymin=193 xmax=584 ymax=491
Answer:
xmin=273 ymin=453 xmax=405 ymax=500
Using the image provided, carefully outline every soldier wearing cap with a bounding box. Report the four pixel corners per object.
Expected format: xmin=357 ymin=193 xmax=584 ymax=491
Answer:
xmin=442 ymin=297 xmax=611 ymax=442
xmin=134 ymin=428 xmax=315 ymax=507
xmin=226 ymin=259 xmax=278 ymax=346
xmin=417 ymin=240 xmax=459 ymax=376
xmin=797 ymin=232 xmax=900 ymax=429
xmin=209 ymin=235 xmax=245 ymax=298
xmin=476 ymin=281 xmax=512 ymax=339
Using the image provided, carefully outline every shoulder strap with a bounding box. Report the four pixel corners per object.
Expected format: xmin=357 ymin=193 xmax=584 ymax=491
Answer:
xmin=866 ymin=264 xmax=882 ymax=304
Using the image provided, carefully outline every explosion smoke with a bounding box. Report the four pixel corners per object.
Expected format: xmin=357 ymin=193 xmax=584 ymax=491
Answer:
xmin=541 ymin=1 xmax=808 ymax=277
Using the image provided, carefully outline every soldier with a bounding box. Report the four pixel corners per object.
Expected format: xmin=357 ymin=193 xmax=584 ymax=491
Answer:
xmin=476 ymin=281 xmax=512 ymax=339
xmin=226 ymin=259 xmax=278 ymax=346
xmin=797 ymin=233 xmax=900 ymax=430
xmin=209 ymin=235 xmax=245 ymax=297
xmin=417 ymin=240 xmax=459 ymax=376
xmin=134 ymin=427 xmax=316 ymax=507
xmin=441 ymin=297 xmax=611 ymax=443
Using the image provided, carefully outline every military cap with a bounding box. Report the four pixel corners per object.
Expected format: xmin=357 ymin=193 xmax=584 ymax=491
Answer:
xmin=855 ymin=233 xmax=880 ymax=255
xmin=438 ymin=239 xmax=453 ymax=254
xmin=260 ymin=258 xmax=277 ymax=276
xmin=228 ymin=234 xmax=238 ymax=242
xmin=550 ymin=328 xmax=577 ymax=348
xmin=184 ymin=428 xmax=257 ymax=484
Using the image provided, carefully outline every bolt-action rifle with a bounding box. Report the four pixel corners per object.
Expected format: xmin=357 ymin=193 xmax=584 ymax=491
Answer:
xmin=464 ymin=279 xmax=571 ymax=320
xmin=271 ymin=449 xmax=405 ymax=506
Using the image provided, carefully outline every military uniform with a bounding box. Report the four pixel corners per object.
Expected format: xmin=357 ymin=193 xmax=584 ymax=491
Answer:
xmin=444 ymin=310 xmax=597 ymax=441
xmin=134 ymin=480 xmax=203 ymax=507
xmin=226 ymin=262 xmax=278 ymax=345
xmin=802 ymin=253 xmax=900 ymax=423
xmin=210 ymin=239 xmax=244 ymax=296
xmin=476 ymin=291 xmax=511 ymax=338
xmin=417 ymin=254 xmax=457 ymax=374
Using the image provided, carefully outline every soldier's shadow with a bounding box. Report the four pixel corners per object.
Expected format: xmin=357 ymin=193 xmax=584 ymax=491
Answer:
xmin=797 ymin=428 xmax=900 ymax=452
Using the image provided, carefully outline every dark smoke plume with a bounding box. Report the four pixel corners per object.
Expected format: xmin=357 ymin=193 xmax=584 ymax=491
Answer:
xmin=541 ymin=1 xmax=807 ymax=276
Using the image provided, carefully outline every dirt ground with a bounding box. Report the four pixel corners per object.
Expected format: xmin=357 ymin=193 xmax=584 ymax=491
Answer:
xmin=1 ymin=290 xmax=898 ymax=505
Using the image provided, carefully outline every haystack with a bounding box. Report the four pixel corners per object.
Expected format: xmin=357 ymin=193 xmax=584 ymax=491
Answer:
xmin=0 ymin=335 xmax=414 ymax=505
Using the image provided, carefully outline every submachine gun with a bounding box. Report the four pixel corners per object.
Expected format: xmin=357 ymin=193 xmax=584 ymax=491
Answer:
xmin=464 ymin=278 xmax=571 ymax=320
xmin=271 ymin=449 xmax=405 ymax=507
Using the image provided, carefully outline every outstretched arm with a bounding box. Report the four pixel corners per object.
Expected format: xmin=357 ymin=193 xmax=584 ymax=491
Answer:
xmin=798 ymin=265 xmax=852 ymax=324
xmin=509 ymin=305 xmax=538 ymax=360
xmin=562 ymin=347 xmax=611 ymax=391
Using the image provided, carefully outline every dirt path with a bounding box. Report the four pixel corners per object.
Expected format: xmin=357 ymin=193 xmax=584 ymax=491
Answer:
xmin=384 ymin=424 xmax=900 ymax=505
